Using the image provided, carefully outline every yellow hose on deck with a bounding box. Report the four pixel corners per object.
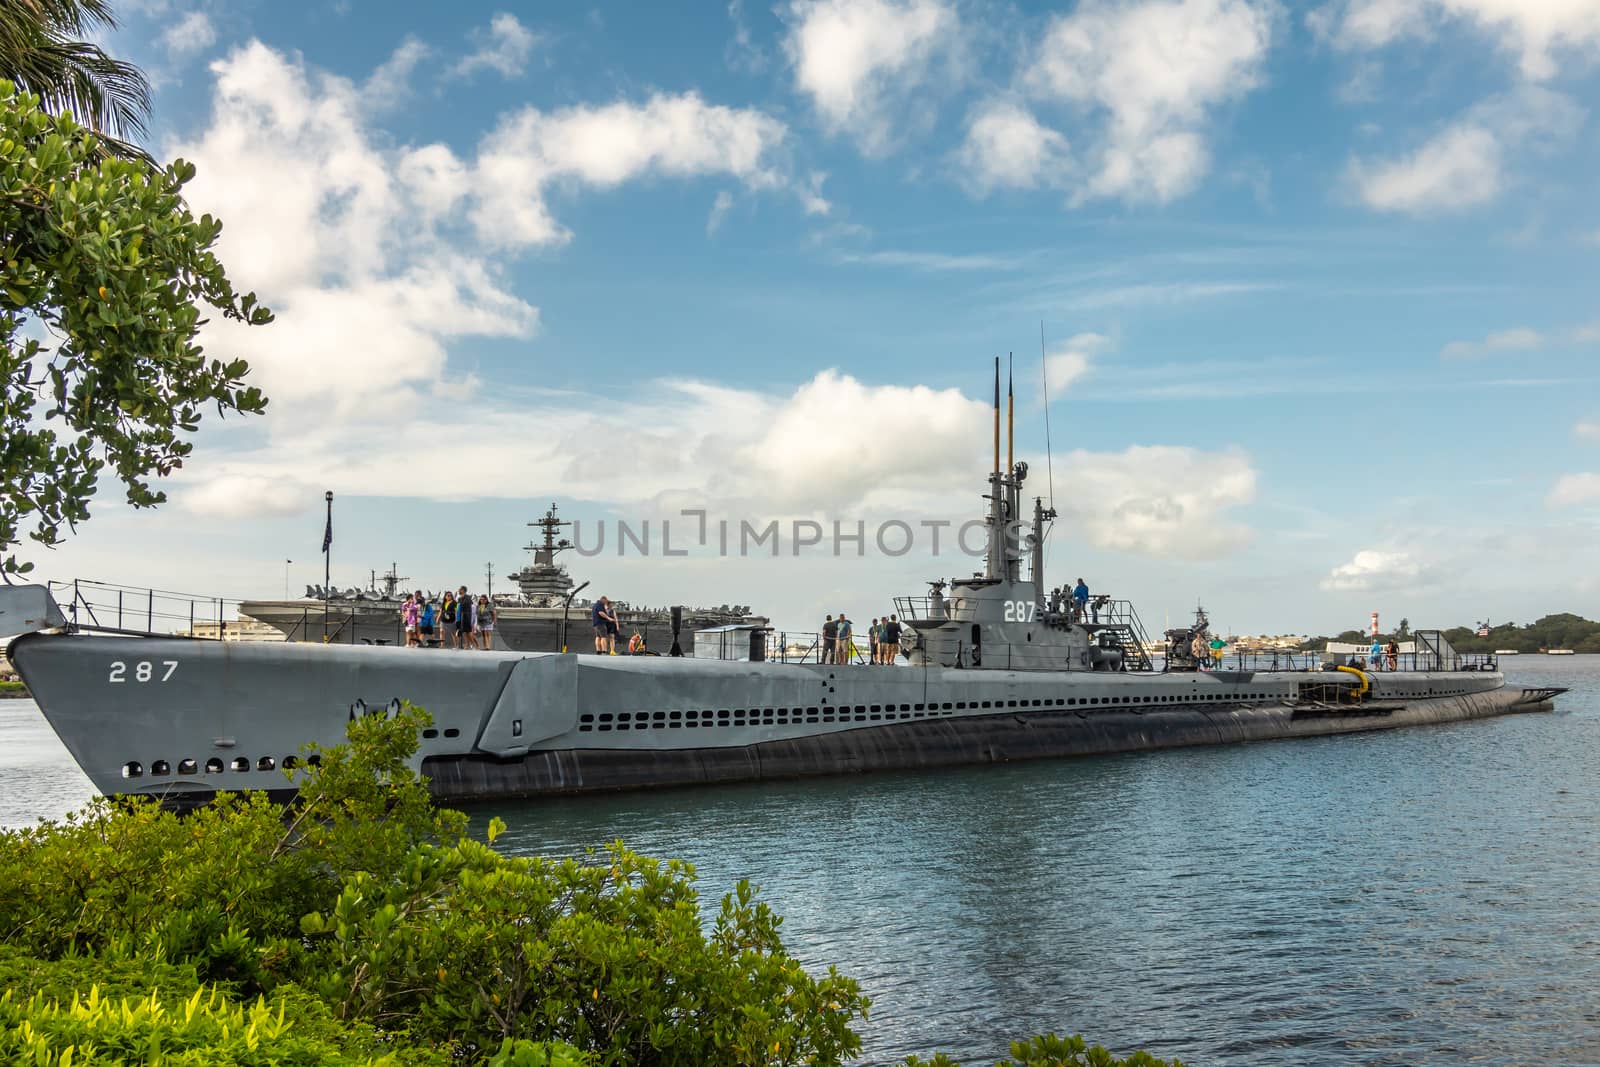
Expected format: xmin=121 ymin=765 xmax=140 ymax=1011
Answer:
xmin=1333 ymin=665 xmax=1370 ymax=699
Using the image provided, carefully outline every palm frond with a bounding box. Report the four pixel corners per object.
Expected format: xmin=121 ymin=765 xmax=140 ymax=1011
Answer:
xmin=2 ymin=36 xmax=150 ymax=143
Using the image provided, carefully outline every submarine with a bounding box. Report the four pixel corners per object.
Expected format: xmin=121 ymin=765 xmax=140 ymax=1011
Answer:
xmin=3 ymin=364 xmax=1566 ymax=807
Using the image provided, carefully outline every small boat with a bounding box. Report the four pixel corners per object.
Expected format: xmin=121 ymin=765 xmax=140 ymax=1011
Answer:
xmin=1546 ymin=649 xmax=1576 ymax=656
xmin=1494 ymin=649 xmax=1520 ymax=655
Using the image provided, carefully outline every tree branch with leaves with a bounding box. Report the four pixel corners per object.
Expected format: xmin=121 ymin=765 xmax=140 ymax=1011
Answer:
xmin=0 ymin=82 xmax=272 ymax=578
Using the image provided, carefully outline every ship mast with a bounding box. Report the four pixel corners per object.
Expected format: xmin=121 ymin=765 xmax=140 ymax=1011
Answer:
xmin=525 ymin=503 xmax=572 ymax=566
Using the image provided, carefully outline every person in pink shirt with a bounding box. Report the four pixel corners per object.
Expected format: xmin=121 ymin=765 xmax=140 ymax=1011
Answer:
xmin=402 ymin=593 xmax=421 ymax=648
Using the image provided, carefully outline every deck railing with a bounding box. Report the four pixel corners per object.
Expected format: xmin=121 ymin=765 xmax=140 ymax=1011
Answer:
xmin=47 ymin=578 xmax=377 ymax=644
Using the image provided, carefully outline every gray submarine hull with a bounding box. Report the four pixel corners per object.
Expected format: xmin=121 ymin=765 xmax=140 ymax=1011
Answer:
xmin=422 ymin=683 xmax=1558 ymax=801
xmin=7 ymin=615 xmax=1563 ymax=808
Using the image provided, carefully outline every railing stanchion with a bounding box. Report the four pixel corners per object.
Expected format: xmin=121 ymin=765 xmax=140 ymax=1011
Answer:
xmin=147 ymin=590 xmax=153 ymax=633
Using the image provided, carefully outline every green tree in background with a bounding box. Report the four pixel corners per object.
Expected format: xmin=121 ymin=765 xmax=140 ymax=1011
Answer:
xmin=0 ymin=83 xmax=271 ymax=577
xmin=0 ymin=0 xmax=151 ymax=155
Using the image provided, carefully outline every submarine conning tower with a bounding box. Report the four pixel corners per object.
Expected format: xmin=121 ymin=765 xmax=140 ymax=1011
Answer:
xmin=894 ymin=358 xmax=1149 ymax=672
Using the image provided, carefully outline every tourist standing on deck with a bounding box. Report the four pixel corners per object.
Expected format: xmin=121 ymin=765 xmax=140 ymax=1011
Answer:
xmin=455 ymin=587 xmax=474 ymax=649
xmin=884 ymin=615 xmax=901 ymax=664
xmin=476 ymin=594 xmax=494 ymax=650
xmin=592 ymin=598 xmax=609 ymax=654
xmin=1073 ymin=579 xmax=1090 ymax=623
xmin=441 ymin=592 xmax=457 ymax=648
xmin=838 ymin=614 xmax=853 ymax=664
xmin=1191 ymin=631 xmax=1210 ymax=671
xmin=869 ymin=618 xmax=880 ymax=665
xmin=1210 ymin=634 xmax=1226 ymax=668
xmin=419 ymin=596 xmax=436 ymax=647
xmin=1386 ymin=638 xmax=1399 ymax=672
xmin=603 ymin=598 xmax=620 ymax=654
xmin=402 ymin=593 xmax=420 ymax=648
xmin=1369 ymin=636 xmax=1383 ymax=671
xmin=821 ymin=615 xmax=836 ymax=663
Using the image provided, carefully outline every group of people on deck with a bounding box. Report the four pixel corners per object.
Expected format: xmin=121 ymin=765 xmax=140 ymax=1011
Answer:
xmin=400 ymin=587 xmax=496 ymax=649
xmin=820 ymin=614 xmax=903 ymax=664
xmin=1366 ymin=637 xmax=1401 ymax=671
xmin=1047 ymin=579 xmax=1100 ymax=623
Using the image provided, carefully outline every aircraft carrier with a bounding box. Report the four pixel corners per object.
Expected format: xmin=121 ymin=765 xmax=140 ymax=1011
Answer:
xmin=236 ymin=505 xmax=763 ymax=652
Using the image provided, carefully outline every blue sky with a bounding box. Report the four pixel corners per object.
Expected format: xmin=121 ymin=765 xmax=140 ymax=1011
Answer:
xmin=22 ymin=0 xmax=1600 ymax=635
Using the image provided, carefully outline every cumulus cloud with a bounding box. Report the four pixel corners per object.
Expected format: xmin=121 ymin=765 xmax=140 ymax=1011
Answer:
xmin=472 ymin=92 xmax=792 ymax=247
xmin=162 ymin=11 xmax=216 ymax=58
xmin=1043 ymin=332 xmax=1109 ymax=396
xmin=1320 ymin=549 xmax=1425 ymax=591
xmin=1349 ymin=86 xmax=1584 ymax=214
xmin=1025 ymin=0 xmax=1279 ymax=203
xmin=182 ymin=475 xmax=309 ymax=519
xmin=161 ymin=40 xmax=811 ymax=518
xmin=174 ymin=365 xmax=1258 ymax=567
xmin=782 ymin=0 xmax=959 ymax=153
xmin=957 ymin=99 xmax=1071 ymax=194
xmin=451 ymin=12 xmax=541 ymax=79
xmin=1548 ymin=473 xmax=1600 ymax=508
xmin=1057 ymin=446 xmax=1257 ymax=559
xmin=1311 ymin=0 xmax=1600 ymax=80
xmin=1577 ymin=421 xmax=1600 ymax=443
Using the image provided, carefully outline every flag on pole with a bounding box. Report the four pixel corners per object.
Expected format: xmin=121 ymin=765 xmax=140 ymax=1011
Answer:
xmin=322 ymin=511 xmax=333 ymax=554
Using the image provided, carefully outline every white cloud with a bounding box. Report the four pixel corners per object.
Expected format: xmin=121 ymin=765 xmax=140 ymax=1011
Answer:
xmin=363 ymin=37 xmax=429 ymax=109
xmin=706 ymin=190 xmax=736 ymax=235
xmin=834 ymin=248 xmax=1019 ymax=270
xmin=182 ymin=475 xmax=308 ymax=519
xmin=957 ymin=99 xmax=1071 ymax=195
xmin=1312 ymin=0 xmax=1600 ymax=80
xmin=1349 ymin=86 xmax=1584 ymax=214
xmin=1440 ymin=319 xmax=1600 ymax=357
xmin=1043 ymin=332 xmax=1110 ymax=396
xmin=472 ymin=92 xmax=792 ymax=248
xmin=782 ymin=0 xmax=958 ymax=153
xmin=174 ymin=365 xmax=1257 ymax=567
xmin=1548 ymin=473 xmax=1600 ymax=508
xmin=1576 ymin=421 xmax=1600 ymax=442
xmin=1058 ymin=445 xmax=1257 ymax=559
xmin=162 ymin=11 xmax=216 ymax=58
xmin=1026 ymin=0 xmax=1279 ymax=203
xmin=1320 ymin=549 xmax=1425 ymax=591
xmin=162 ymin=40 xmax=809 ymax=514
xmin=451 ymin=12 xmax=541 ymax=80
xmin=1440 ymin=326 xmax=1544 ymax=358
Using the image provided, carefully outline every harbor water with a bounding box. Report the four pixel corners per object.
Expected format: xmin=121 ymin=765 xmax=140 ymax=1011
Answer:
xmin=3 ymin=655 xmax=1597 ymax=1065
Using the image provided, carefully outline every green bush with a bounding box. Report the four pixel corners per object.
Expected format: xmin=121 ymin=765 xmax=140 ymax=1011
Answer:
xmin=0 ymin=984 xmax=390 ymax=1066
xmin=0 ymin=706 xmax=862 ymax=1064
xmin=905 ymin=1033 xmax=1185 ymax=1066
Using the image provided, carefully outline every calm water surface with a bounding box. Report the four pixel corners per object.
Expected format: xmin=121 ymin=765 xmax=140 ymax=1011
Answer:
xmin=4 ymin=657 xmax=1598 ymax=1065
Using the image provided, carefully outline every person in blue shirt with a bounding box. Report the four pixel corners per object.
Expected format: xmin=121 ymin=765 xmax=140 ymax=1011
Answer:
xmin=419 ymin=598 xmax=436 ymax=647
xmin=1073 ymin=578 xmax=1090 ymax=623
xmin=1369 ymin=637 xmax=1383 ymax=671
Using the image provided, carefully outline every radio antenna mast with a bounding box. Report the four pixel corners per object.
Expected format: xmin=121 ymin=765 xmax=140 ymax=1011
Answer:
xmin=1039 ymin=321 xmax=1056 ymax=513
